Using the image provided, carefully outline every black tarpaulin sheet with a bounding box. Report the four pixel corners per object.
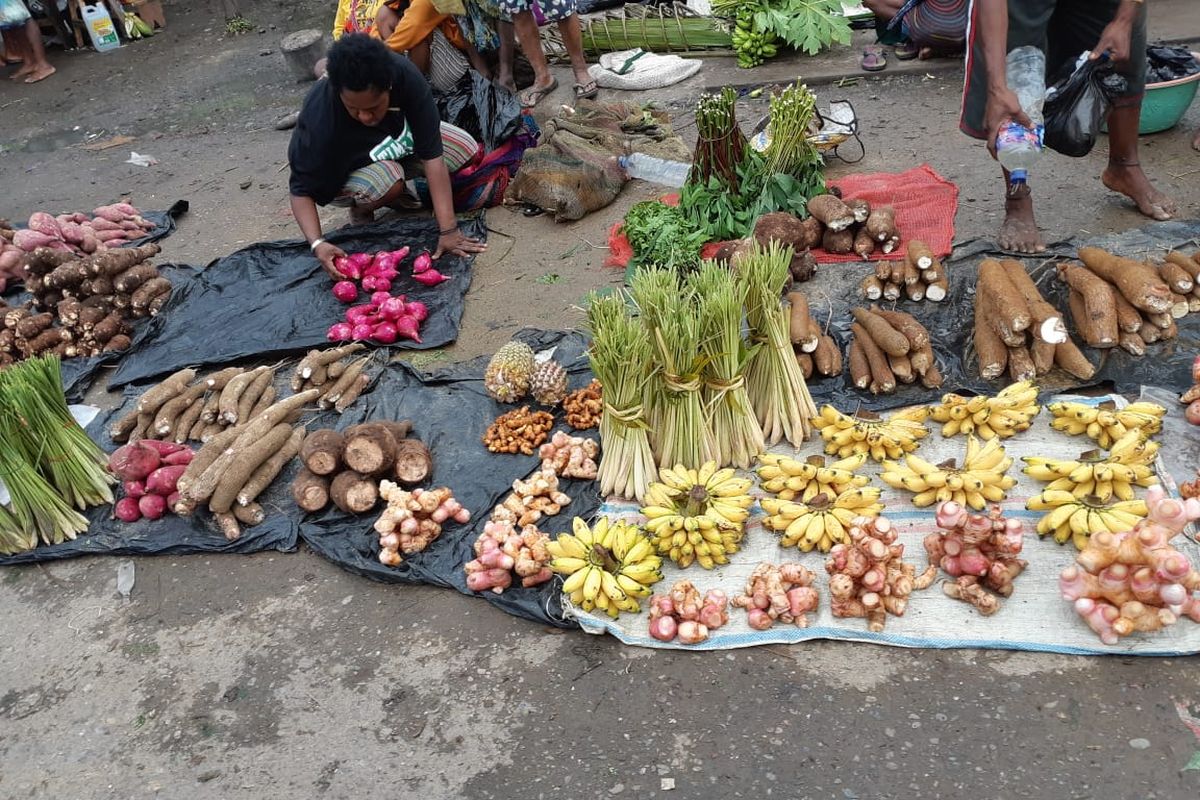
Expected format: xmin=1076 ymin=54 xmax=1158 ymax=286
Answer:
xmin=107 ymin=216 xmax=483 ymax=390
xmin=125 ymin=200 xmax=189 ymax=248
xmin=804 ymin=219 xmax=1200 ymax=411
xmin=299 ymin=329 xmax=601 ymax=627
xmin=0 ymin=368 xmax=331 ymax=566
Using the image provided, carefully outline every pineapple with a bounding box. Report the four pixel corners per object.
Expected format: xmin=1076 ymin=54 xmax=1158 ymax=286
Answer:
xmin=484 ymin=340 xmax=535 ymax=403
xmin=529 ymin=360 xmax=568 ymax=406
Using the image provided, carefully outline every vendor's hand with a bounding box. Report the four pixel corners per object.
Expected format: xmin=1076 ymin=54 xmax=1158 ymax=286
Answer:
xmin=314 ymin=240 xmax=347 ymax=280
xmin=433 ymin=229 xmax=488 ymax=259
xmin=1091 ymin=14 xmax=1133 ymax=64
xmin=984 ymin=87 xmax=1033 ymax=158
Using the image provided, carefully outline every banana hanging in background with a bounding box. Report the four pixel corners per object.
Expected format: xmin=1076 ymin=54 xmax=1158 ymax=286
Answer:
xmin=547 ymin=516 xmax=663 ymax=618
xmin=814 ymin=404 xmax=930 ymax=462
xmin=928 ymin=381 xmax=1040 ymax=439
xmin=640 ymin=461 xmax=755 ymax=569
xmin=756 ymin=452 xmax=871 ymax=503
xmin=1026 ymin=490 xmax=1148 ymax=550
xmin=880 ymin=435 xmax=1016 ymax=510
xmin=1048 ymin=401 xmax=1165 ymax=449
xmin=1022 ymin=429 xmax=1159 ymax=501
xmin=761 ymin=487 xmax=884 ymax=553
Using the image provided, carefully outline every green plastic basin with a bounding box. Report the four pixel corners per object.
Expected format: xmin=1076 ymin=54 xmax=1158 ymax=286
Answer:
xmin=1139 ymin=60 xmax=1200 ymax=133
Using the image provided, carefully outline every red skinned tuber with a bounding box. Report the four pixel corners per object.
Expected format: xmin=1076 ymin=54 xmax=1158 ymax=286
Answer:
xmin=114 ymin=497 xmax=143 ymax=522
xmin=328 ymin=322 xmax=353 ymax=341
xmin=413 ymin=252 xmax=432 ymax=274
xmin=413 ymin=269 xmax=449 ymax=287
xmin=135 ymin=440 xmax=187 ymax=457
xmin=647 ymin=580 xmax=728 ymax=644
xmin=108 ymin=442 xmax=161 ymax=482
xmin=333 ymin=281 xmax=359 ymax=303
xmin=138 ymin=493 xmax=167 ymax=521
xmin=146 ymin=465 xmax=187 ymax=496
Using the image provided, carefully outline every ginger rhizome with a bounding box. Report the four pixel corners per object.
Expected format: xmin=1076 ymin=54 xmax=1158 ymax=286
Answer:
xmin=924 ymin=501 xmax=1027 ymax=615
xmin=1059 ymin=485 xmax=1200 ymax=644
xmin=825 ymin=515 xmax=936 ymax=631
xmin=731 ymin=562 xmax=820 ymax=629
xmin=648 ymin=581 xmax=729 ymax=644
xmin=374 ymin=483 xmax=470 ymax=566
xmin=464 ymin=518 xmax=552 ymax=593
xmin=539 ymin=430 xmax=599 ymax=480
xmin=494 ymin=467 xmax=572 ymax=527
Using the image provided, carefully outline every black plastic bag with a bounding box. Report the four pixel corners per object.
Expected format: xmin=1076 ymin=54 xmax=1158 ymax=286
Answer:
xmin=436 ymin=71 xmax=524 ymax=152
xmin=1044 ymin=53 xmax=1127 ymax=157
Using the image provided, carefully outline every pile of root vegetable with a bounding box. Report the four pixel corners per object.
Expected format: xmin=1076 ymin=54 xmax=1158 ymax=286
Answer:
xmin=0 ymin=244 xmax=169 ymax=366
xmin=0 ymin=204 xmax=157 ymax=291
xmin=292 ymin=422 xmax=431 ymax=515
xmin=860 ymin=240 xmax=949 ymax=303
xmin=845 ymin=306 xmax=942 ymax=394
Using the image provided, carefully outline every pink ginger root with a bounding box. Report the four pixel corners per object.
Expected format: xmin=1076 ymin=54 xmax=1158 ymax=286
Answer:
xmin=732 ymin=562 xmax=820 ymax=629
xmin=464 ymin=518 xmax=552 ymax=594
xmin=826 ymin=515 xmax=935 ymax=632
xmin=1061 ymin=485 xmax=1200 ymax=643
xmin=647 ymin=581 xmax=728 ymax=644
xmin=926 ymin=501 xmax=1027 ymax=615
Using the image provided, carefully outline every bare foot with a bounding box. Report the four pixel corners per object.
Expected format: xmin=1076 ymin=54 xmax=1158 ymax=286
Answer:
xmin=997 ymin=187 xmax=1046 ymax=254
xmin=9 ymin=62 xmax=33 ymax=81
xmin=1101 ymin=163 xmax=1176 ymax=221
xmin=23 ymin=64 xmax=54 ymax=84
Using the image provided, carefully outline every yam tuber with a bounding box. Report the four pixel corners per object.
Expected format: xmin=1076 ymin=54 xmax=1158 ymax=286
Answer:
xmin=301 ymin=429 xmax=346 ymax=475
xmin=292 ymin=467 xmax=331 ymax=512
xmin=392 ymin=438 xmax=433 ymax=485
xmin=853 ymin=228 xmax=875 ymax=258
xmin=330 ymin=470 xmax=380 ymax=514
xmin=864 ymin=205 xmax=897 ymax=244
xmin=850 ymin=321 xmax=895 ymax=394
xmin=821 ymin=228 xmax=854 ymax=255
xmin=787 ymin=292 xmax=818 ymax=352
xmin=850 ymin=308 xmax=909 ymax=357
xmin=342 ymin=422 xmax=398 ymax=475
xmin=806 ymin=194 xmax=856 ymax=232
xmin=1077 ymin=246 xmax=1172 ymax=314
xmin=974 ymin=300 xmax=1008 ymax=380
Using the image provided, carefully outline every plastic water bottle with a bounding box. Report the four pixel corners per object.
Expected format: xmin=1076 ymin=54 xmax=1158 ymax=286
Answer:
xmin=619 ymin=154 xmax=690 ymax=188
xmin=995 ymin=45 xmax=1046 ymax=187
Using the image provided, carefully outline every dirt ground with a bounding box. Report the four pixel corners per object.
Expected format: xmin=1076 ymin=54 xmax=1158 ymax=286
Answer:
xmin=3 ymin=2 xmax=1200 ymax=797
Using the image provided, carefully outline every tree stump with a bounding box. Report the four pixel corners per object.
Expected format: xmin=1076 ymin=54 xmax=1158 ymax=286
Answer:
xmin=281 ymin=29 xmax=327 ymax=83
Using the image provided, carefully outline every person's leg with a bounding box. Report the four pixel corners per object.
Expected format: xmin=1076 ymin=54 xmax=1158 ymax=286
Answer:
xmin=1101 ymin=99 xmax=1176 ymax=220
xmin=17 ymin=18 xmax=52 ymax=83
xmin=438 ymin=122 xmax=479 ymax=173
xmin=375 ymin=3 xmax=400 ymax=40
xmin=337 ymin=162 xmax=411 ymax=224
xmin=510 ymin=9 xmax=555 ymax=102
xmin=496 ymin=19 xmax=515 ymax=92
xmin=554 ymin=11 xmax=592 ymax=93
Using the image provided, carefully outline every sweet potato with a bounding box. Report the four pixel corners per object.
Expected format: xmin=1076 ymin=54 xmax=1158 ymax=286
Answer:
xmin=848 ymin=338 xmax=870 ymax=389
xmin=292 ymin=467 xmax=331 ymax=512
xmin=807 ymin=194 xmax=855 ymax=232
xmin=1110 ymin=290 xmax=1143 ymax=333
xmin=209 ymin=423 xmax=296 ymax=514
xmin=860 ymin=274 xmax=883 ymax=301
xmin=978 ymin=260 xmax=1032 ymax=334
xmin=1007 ymin=346 xmax=1036 ymax=382
xmin=342 ymin=422 xmax=399 ymax=475
xmin=1077 ymin=246 xmax=1172 ymax=313
xmin=330 ymin=470 xmax=379 ymax=514
xmin=302 ymin=429 xmax=346 ymax=475
xmin=851 ymin=322 xmax=895 ymax=393
xmin=853 ymin=227 xmax=875 ymax=258
xmin=822 ymin=227 xmax=854 ymax=254
xmin=812 ymin=334 xmax=842 ymax=377
xmin=1053 ymin=339 xmax=1096 ymax=380
xmin=974 ymin=301 xmax=1008 ymax=380
xmin=851 ymin=308 xmax=909 ymax=357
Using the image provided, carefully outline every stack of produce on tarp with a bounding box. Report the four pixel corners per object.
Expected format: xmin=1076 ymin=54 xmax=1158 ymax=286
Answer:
xmin=0 ymin=244 xmax=167 ymax=366
xmin=711 ymin=0 xmax=852 ymax=67
xmin=0 ymin=356 xmax=114 ymax=554
xmin=859 ymin=239 xmax=944 ymax=302
xmin=1 ymin=204 xmax=157 ymax=266
xmin=327 ymin=248 xmax=440 ymax=344
xmin=844 ymin=306 xmax=942 ymax=394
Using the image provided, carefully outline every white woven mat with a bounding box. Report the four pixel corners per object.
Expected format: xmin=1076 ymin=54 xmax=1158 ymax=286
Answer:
xmin=570 ymin=393 xmax=1200 ymax=656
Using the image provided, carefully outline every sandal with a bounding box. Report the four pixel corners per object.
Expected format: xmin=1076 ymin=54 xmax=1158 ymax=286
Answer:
xmin=894 ymin=41 xmax=919 ymax=60
xmin=861 ymin=45 xmax=887 ymax=72
xmin=518 ymin=77 xmax=558 ymax=108
xmin=573 ymin=79 xmax=598 ymax=101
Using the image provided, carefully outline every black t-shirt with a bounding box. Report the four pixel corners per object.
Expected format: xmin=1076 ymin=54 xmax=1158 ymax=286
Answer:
xmin=288 ymin=54 xmax=443 ymax=206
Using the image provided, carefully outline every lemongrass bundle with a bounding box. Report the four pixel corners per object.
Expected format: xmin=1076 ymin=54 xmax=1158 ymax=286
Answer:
xmin=738 ymin=242 xmax=817 ymax=445
xmin=630 ymin=267 xmax=716 ymax=470
xmin=586 ymin=291 xmax=658 ymax=502
xmin=691 ymin=262 xmax=764 ymax=468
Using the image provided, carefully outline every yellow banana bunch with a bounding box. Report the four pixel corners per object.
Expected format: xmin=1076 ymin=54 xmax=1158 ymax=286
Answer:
xmin=1048 ymin=401 xmax=1165 ymax=448
xmin=1026 ymin=490 xmax=1148 ymax=550
xmin=1022 ymin=430 xmax=1159 ymax=501
xmin=640 ymin=461 xmax=755 ymax=568
xmin=880 ymin=435 xmax=1016 ymax=510
xmin=815 ymin=404 xmax=930 ymax=462
xmin=761 ymin=487 xmax=884 ymax=552
xmin=547 ymin=516 xmax=663 ymax=618
xmin=928 ymin=381 xmax=1040 ymax=439
xmin=756 ymin=452 xmax=870 ymax=502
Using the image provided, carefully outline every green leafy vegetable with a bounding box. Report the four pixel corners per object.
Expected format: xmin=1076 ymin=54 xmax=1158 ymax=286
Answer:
xmin=622 ymin=201 xmax=706 ymax=274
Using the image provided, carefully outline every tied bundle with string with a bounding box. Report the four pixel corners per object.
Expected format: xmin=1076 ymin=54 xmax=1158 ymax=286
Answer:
xmin=586 ymin=291 xmax=658 ymax=502
xmin=689 ymin=87 xmax=746 ymax=188
xmin=630 ymin=267 xmax=715 ymax=470
xmin=692 ymin=262 xmax=764 ymax=468
xmin=738 ymin=242 xmax=817 ymax=446
xmin=0 ymin=355 xmax=114 ymax=554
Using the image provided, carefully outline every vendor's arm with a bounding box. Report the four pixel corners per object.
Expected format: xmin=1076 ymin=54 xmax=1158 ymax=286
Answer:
xmin=381 ymin=0 xmax=447 ymax=53
xmin=425 ymin=157 xmax=487 ymax=258
xmin=291 ymin=194 xmax=347 ymax=279
xmin=1090 ymin=1 xmax=1138 ymax=64
xmin=976 ymin=0 xmax=1030 ymax=155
